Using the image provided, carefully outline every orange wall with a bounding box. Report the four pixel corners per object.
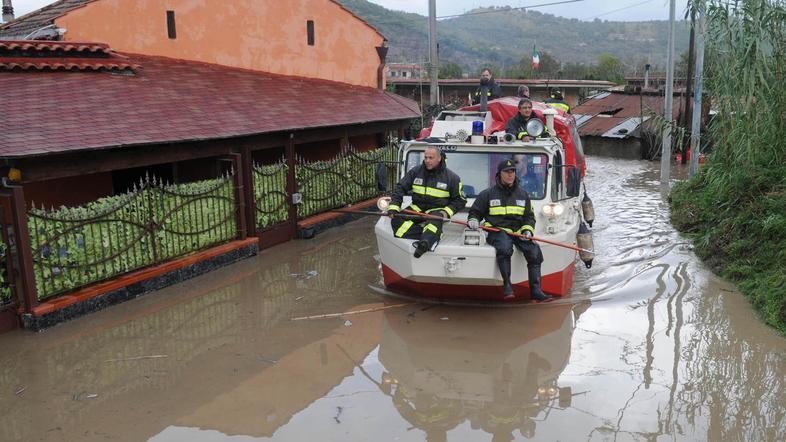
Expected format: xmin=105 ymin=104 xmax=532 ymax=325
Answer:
xmin=57 ymin=0 xmax=385 ymax=88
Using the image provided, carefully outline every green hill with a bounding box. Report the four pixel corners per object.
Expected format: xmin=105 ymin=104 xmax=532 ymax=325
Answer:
xmin=338 ymin=1 xmax=691 ymax=74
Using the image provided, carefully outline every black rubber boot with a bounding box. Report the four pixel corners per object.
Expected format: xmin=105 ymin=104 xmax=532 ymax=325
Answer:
xmin=497 ymin=256 xmax=514 ymax=299
xmin=413 ymin=240 xmax=429 ymax=258
xmin=527 ymin=264 xmax=553 ymax=302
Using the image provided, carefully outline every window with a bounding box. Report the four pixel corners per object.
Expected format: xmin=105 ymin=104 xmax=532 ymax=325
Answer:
xmin=404 ymin=151 xmax=549 ymax=200
xmin=166 ymin=11 xmax=176 ymax=39
xmin=307 ymin=20 xmax=315 ymax=46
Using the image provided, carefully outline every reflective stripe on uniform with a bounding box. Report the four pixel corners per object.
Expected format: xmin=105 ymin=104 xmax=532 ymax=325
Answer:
xmin=412 ymin=185 xmax=451 ymax=198
xmin=483 ymin=223 xmax=534 ymax=235
xmin=409 ymin=204 xmax=422 ymax=212
xmin=488 ymin=206 xmax=526 ymax=216
xmin=517 ymin=131 xmax=529 ymax=140
xmin=395 ymin=220 xmax=414 ymax=237
xmin=548 ymin=102 xmax=570 ymax=112
xmin=387 ymin=204 xmax=401 ymax=212
xmin=518 ymin=225 xmax=535 ymax=234
xmin=423 ymin=223 xmax=439 ymax=234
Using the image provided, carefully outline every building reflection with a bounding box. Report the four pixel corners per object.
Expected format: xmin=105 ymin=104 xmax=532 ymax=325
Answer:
xmin=376 ymin=303 xmax=579 ymax=442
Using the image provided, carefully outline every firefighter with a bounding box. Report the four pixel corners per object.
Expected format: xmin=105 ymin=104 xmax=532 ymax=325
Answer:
xmin=387 ymin=146 xmax=466 ymax=258
xmin=467 ymin=159 xmax=552 ymax=301
xmin=545 ymin=90 xmax=570 ymax=113
xmin=472 ymin=68 xmax=502 ymax=105
xmin=504 ymin=99 xmax=543 ymax=142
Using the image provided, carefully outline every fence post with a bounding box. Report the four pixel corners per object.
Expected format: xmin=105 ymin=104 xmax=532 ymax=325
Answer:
xmin=241 ymin=146 xmax=256 ymax=236
xmin=229 ymin=153 xmax=247 ymax=240
xmin=7 ymin=185 xmax=38 ymax=312
xmin=286 ymin=134 xmax=298 ymax=238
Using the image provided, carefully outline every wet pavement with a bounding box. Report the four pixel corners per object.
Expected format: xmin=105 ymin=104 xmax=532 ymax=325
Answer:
xmin=1 ymin=157 xmax=785 ymax=441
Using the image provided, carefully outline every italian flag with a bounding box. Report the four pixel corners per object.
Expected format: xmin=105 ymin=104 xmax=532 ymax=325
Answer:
xmin=532 ymin=45 xmax=540 ymax=70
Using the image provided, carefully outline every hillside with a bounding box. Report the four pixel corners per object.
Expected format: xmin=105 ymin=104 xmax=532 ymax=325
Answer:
xmin=338 ymin=1 xmax=691 ymax=73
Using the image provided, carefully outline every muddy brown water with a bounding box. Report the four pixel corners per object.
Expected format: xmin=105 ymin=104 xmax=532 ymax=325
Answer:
xmin=1 ymin=158 xmax=784 ymax=441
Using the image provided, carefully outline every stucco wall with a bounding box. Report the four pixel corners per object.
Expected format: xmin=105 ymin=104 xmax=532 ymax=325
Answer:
xmin=57 ymin=0 xmax=384 ymax=87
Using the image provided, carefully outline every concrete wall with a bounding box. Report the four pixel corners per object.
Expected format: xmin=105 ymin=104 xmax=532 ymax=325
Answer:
xmin=57 ymin=0 xmax=384 ymax=87
xmin=581 ymin=137 xmax=644 ymax=160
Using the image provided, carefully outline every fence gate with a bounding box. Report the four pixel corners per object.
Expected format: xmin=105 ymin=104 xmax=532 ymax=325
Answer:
xmin=0 ymin=193 xmax=20 ymax=332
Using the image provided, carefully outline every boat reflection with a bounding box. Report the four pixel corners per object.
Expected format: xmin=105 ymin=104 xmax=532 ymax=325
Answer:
xmin=376 ymin=303 xmax=579 ymax=441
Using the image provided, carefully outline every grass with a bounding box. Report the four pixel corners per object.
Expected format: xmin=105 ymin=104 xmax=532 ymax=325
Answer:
xmin=670 ymin=0 xmax=786 ymax=333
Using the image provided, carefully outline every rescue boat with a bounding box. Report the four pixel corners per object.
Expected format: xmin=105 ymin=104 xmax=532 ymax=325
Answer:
xmin=374 ymin=97 xmax=594 ymax=302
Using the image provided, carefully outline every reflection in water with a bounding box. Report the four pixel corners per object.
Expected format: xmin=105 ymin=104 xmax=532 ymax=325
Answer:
xmin=0 ymin=158 xmax=785 ymax=441
xmin=377 ymin=304 xmax=578 ymax=442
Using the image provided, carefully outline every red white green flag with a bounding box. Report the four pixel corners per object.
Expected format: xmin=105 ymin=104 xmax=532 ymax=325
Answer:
xmin=532 ymin=45 xmax=540 ymax=70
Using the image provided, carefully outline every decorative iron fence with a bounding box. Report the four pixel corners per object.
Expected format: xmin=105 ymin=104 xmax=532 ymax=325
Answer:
xmin=0 ymin=241 xmax=9 ymax=304
xmin=27 ymin=174 xmax=238 ymax=300
xmin=252 ymin=158 xmax=289 ymax=229
xmin=295 ymin=144 xmax=399 ymax=219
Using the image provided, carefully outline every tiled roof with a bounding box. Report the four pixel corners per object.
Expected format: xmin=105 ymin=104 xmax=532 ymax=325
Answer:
xmin=573 ymin=91 xmax=684 ymax=138
xmin=0 ymin=0 xmax=94 ymax=39
xmin=0 ymin=52 xmax=420 ymax=158
xmin=0 ymin=40 xmax=139 ymax=72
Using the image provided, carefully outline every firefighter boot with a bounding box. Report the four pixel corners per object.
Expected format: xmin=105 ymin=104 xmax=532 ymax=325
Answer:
xmin=497 ymin=256 xmax=514 ymax=299
xmin=527 ymin=264 xmax=553 ymax=302
xmin=413 ymin=240 xmax=429 ymax=259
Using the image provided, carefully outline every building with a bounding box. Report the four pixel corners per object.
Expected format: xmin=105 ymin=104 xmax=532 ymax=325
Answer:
xmin=0 ymin=0 xmax=419 ymax=332
xmin=387 ymin=62 xmax=422 ymax=79
xmin=572 ymin=88 xmax=686 ymax=159
xmin=388 ymin=78 xmax=615 ymax=108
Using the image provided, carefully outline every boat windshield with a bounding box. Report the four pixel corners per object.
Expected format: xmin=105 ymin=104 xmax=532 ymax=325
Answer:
xmin=404 ymin=151 xmax=549 ymax=199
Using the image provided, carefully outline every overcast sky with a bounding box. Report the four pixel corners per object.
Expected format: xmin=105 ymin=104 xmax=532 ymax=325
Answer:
xmin=9 ymin=0 xmax=690 ymax=22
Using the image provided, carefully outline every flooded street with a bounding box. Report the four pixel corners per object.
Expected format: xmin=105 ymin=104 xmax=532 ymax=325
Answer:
xmin=1 ymin=157 xmax=785 ymax=441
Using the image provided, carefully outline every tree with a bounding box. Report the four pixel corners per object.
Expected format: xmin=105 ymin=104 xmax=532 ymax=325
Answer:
xmin=439 ymin=62 xmax=464 ymax=79
xmin=595 ymin=53 xmax=624 ymax=83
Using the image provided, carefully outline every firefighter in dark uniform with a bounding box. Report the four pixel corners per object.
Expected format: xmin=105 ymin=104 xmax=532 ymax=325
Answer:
xmin=472 ymin=68 xmax=502 ymax=105
xmin=467 ymin=159 xmax=552 ymax=301
xmin=504 ymin=99 xmax=544 ymax=142
xmin=387 ymin=146 xmax=466 ymax=258
xmin=544 ymin=90 xmax=570 ymax=113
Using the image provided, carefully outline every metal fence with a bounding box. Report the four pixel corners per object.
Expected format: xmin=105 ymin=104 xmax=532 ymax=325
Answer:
xmin=295 ymin=144 xmax=399 ymax=219
xmin=252 ymin=158 xmax=289 ymax=229
xmin=27 ymin=174 xmax=238 ymax=300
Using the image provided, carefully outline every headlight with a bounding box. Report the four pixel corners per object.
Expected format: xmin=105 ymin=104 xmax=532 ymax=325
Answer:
xmin=541 ymin=203 xmax=565 ymax=217
xmin=526 ymin=119 xmax=545 ymax=138
xmin=377 ymin=196 xmax=391 ymax=211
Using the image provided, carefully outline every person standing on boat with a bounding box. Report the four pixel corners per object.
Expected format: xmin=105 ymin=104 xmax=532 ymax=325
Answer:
xmin=516 ymin=85 xmax=530 ymax=98
xmin=472 ymin=68 xmax=502 ymax=105
xmin=387 ymin=146 xmax=466 ymax=258
xmin=545 ymin=90 xmax=571 ymax=113
xmin=505 ymin=98 xmax=543 ymax=142
xmin=467 ymin=159 xmax=552 ymax=301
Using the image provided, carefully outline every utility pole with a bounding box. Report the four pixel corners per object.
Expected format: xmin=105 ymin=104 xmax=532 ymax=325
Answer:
xmin=689 ymin=4 xmax=706 ymax=177
xmin=428 ymin=0 xmax=439 ymax=106
xmin=682 ymin=8 xmax=696 ymax=164
xmin=660 ymin=0 xmax=676 ymax=187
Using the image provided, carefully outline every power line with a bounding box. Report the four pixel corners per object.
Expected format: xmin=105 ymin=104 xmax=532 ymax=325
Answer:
xmin=436 ymin=0 xmax=583 ymax=20
xmin=583 ymin=0 xmax=657 ymax=20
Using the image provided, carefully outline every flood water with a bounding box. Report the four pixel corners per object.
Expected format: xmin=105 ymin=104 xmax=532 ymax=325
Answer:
xmin=1 ymin=157 xmax=784 ymax=441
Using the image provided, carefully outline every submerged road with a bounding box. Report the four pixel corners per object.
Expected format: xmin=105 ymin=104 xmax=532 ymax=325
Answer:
xmin=1 ymin=157 xmax=784 ymax=441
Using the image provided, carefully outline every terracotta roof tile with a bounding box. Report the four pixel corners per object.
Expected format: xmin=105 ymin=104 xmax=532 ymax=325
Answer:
xmin=0 ymin=53 xmax=420 ymax=158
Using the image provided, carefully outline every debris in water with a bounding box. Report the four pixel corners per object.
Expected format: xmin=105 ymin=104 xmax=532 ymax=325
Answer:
xmin=357 ymin=246 xmax=371 ymax=251
xmin=334 ymin=406 xmax=343 ymax=423
xmin=105 ymin=355 xmax=168 ymax=363
xmin=290 ymin=270 xmax=319 ymax=280
xmin=295 ymin=296 xmax=305 ymax=301
xmin=290 ymin=303 xmax=413 ymax=321
xmin=85 ymin=393 xmax=98 ymax=399
xmin=440 ymin=317 xmax=450 ymax=321
xmin=15 ymin=386 xmax=25 ymax=396
xmin=344 ymin=320 xmax=352 ymax=326
xmin=258 ymin=357 xmax=278 ymax=364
